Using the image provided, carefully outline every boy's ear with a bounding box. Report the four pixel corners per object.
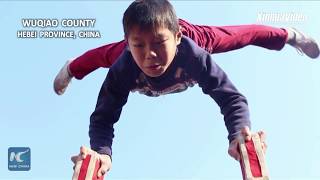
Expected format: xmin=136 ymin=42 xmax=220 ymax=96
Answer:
xmin=124 ymin=36 xmax=130 ymax=51
xmin=175 ymin=30 xmax=182 ymax=45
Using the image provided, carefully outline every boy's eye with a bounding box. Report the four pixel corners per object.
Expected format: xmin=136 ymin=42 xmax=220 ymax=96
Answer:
xmin=156 ymin=39 xmax=167 ymax=44
xmin=133 ymin=44 xmax=144 ymax=48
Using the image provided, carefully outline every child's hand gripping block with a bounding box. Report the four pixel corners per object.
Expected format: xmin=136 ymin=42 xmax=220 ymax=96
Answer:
xmin=72 ymin=151 xmax=104 ymax=180
xmin=238 ymin=133 xmax=269 ymax=180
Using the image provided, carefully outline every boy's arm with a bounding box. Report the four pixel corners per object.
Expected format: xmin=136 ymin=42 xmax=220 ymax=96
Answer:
xmin=196 ymin=54 xmax=251 ymax=141
xmin=89 ymin=69 xmax=129 ymax=156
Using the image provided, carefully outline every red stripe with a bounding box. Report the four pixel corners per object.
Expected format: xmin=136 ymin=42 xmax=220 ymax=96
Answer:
xmin=245 ymin=140 xmax=262 ymax=177
xmin=93 ymin=158 xmax=104 ymax=180
xmin=78 ymin=155 xmax=91 ymax=180
xmin=239 ymin=139 xmax=262 ymax=179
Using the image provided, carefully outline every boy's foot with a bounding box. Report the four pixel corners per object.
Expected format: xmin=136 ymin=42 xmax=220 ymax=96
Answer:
xmin=53 ymin=60 xmax=73 ymax=95
xmin=287 ymin=28 xmax=320 ymax=59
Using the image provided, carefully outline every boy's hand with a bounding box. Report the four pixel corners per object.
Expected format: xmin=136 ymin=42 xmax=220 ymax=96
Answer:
xmin=228 ymin=127 xmax=267 ymax=161
xmin=71 ymin=146 xmax=112 ymax=177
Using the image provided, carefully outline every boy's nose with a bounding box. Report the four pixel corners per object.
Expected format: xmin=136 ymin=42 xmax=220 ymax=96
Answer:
xmin=146 ymin=46 xmax=157 ymax=59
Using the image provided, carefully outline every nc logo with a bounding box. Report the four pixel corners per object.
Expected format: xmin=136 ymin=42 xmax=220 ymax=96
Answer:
xmin=8 ymin=147 xmax=31 ymax=171
xmin=9 ymin=149 xmax=29 ymax=162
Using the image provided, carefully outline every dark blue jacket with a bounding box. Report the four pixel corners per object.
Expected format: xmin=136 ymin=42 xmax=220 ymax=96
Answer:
xmin=89 ymin=36 xmax=251 ymax=156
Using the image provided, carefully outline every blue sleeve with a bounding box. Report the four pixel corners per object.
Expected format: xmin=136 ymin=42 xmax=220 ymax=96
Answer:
xmin=89 ymin=69 xmax=129 ymax=156
xmin=197 ymin=54 xmax=251 ymax=142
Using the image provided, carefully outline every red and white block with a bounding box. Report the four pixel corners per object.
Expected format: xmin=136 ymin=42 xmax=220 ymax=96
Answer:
xmin=238 ymin=133 xmax=269 ymax=180
xmin=72 ymin=151 xmax=104 ymax=180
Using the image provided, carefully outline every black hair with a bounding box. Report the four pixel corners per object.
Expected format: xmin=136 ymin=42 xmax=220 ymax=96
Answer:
xmin=123 ymin=0 xmax=179 ymax=38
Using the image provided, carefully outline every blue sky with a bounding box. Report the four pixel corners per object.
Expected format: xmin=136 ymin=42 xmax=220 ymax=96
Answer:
xmin=1 ymin=1 xmax=320 ymax=179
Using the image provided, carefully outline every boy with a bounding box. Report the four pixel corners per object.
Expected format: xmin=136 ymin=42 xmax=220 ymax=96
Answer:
xmin=54 ymin=17 xmax=319 ymax=95
xmin=72 ymin=0 xmax=268 ymax=177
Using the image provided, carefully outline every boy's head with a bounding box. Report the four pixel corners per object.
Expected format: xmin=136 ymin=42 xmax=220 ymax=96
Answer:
xmin=123 ymin=0 xmax=182 ymax=77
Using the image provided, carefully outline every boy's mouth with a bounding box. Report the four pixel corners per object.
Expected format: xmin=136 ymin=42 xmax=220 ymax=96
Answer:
xmin=146 ymin=64 xmax=161 ymax=70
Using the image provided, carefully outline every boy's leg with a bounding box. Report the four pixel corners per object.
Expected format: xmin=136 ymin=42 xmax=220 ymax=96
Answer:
xmin=53 ymin=40 xmax=126 ymax=95
xmin=179 ymin=19 xmax=287 ymax=53
xmin=70 ymin=40 xmax=126 ymax=80
xmin=179 ymin=18 xmax=319 ymax=58
xmin=54 ymin=19 xmax=319 ymax=95
xmin=68 ymin=20 xmax=319 ymax=78
xmin=65 ymin=20 xmax=288 ymax=81
xmin=66 ymin=20 xmax=319 ymax=78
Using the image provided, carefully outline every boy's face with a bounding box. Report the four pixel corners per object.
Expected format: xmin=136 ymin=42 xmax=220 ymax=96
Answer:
xmin=127 ymin=25 xmax=182 ymax=77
